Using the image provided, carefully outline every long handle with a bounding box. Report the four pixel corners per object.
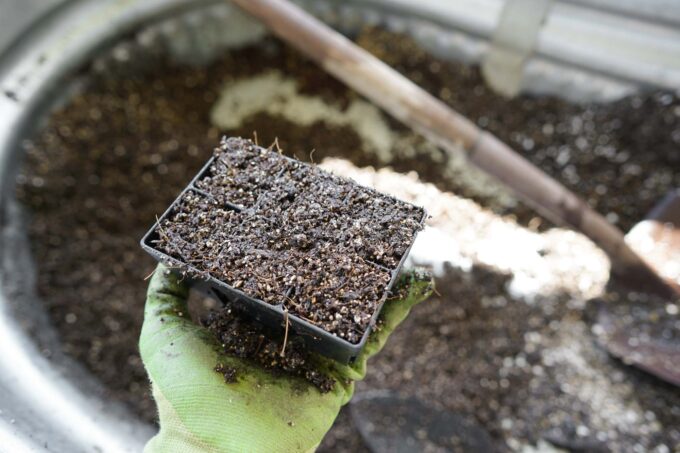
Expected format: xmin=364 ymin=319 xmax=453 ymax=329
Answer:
xmin=229 ymin=0 xmax=678 ymax=296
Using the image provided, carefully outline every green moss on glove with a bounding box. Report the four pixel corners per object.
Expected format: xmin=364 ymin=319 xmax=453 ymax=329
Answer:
xmin=140 ymin=265 xmax=433 ymax=453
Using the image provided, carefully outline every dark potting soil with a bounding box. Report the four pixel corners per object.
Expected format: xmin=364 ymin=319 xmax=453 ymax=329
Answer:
xmin=205 ymin=300 xmax=335 ymax=392
xmin=14 ymin=24 xmax=680 ymax=447
xmin=153 ymin=137 xmax=422 ymax=342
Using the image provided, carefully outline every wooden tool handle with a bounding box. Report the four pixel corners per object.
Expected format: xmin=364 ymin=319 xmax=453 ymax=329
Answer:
xmin=230 ymin=0 xmax=678 ymax=296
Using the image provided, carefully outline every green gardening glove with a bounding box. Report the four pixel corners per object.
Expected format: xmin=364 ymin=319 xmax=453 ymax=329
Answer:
xmin=140 ymin=264 xmax=433 ymax=453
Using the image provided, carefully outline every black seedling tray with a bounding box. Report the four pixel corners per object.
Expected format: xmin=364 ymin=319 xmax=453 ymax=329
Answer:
xmin=141 ymin=143 xmax=425 ymax=363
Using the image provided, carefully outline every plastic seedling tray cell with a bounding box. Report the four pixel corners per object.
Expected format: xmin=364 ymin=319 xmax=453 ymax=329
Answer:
xmin=141 ymin=137 xmax=425 ymax=363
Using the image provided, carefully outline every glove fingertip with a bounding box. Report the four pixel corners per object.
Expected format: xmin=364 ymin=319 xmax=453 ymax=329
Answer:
xmin=144 ymin=265 xmax=192 ymax=327
xmin=395 ymin=268 xmax=435 ymax=306
xmin=147 ymin=264 xmax=190 ymax=300
xmin=140 ymin=266 xmax=196 ymax=364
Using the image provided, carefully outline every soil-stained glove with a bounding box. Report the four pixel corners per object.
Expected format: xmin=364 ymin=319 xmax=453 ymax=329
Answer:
xmin=140 ymin=264 xmax=433 ymax=453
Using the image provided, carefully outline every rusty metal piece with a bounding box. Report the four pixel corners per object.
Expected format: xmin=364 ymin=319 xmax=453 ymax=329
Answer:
xmin=350 ymin=392 xmax=494 ymax=452
xmin=597 ymin=305 xmax=680 ymax=387
xmin=626 ymin=189 xmax=680 ymax=292
xmin=598 ymin=190 xmax=680 ymax=386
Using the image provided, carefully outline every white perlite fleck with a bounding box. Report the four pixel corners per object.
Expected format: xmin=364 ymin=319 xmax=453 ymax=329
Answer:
xmin=211 ymin=71 xmax=396 ymax=162
xmin=538 ymin=322 xmax=664 ymax=442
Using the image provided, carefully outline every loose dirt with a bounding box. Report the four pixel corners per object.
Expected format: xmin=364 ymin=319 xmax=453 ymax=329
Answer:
xmin=205 ymin=299 xmax=335 ymax=392
xmin=14 ymin=26 xmax=680 ymax=450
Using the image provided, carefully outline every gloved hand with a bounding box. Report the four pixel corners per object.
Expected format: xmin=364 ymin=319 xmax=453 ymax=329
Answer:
xmin=140 ymin=264 xmax=433 ymax=453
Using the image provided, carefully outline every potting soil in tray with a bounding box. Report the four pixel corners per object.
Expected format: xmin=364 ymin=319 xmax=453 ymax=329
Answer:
xmin=145 ymin=137 xmax=424 ymax=352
